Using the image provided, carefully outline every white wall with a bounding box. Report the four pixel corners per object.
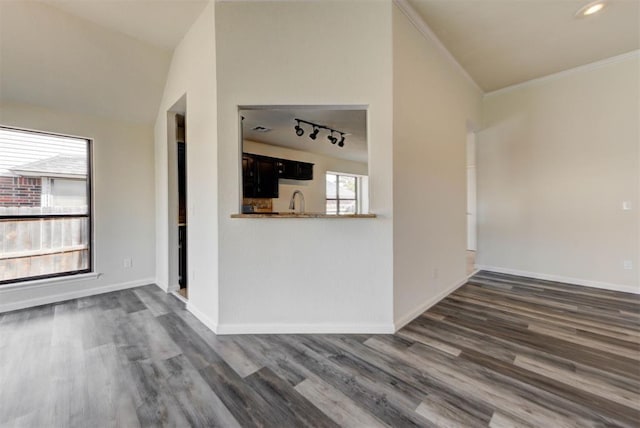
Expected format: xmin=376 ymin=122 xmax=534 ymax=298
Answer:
xmin=243 ymin=140 xmax=368 ymax=213
xmin=216 ymin=0 xmax=394 ymax=333
xmin=467 ymin=132 xmax=477 ymax=251
xmin=153 ymin=2 xmax=219 ymax=327
xmin=392 ymin=4 xmax=482 ymax=328
xmin=478 ymin=54 xmax=640 ymax=292
xmin=0 ymin=101 xmax=156 ymax=312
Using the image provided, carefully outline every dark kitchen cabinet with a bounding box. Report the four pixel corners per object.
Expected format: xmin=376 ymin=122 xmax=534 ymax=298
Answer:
xmin=243 ymin=153 xmax=314 ymax=198
xmin=295 ymin=161 xmax=313 ymax=180
xmin=243 ymin=154 xmax=279 ymax=198
xmin=277 ymin=159 xmax=314 ymax=180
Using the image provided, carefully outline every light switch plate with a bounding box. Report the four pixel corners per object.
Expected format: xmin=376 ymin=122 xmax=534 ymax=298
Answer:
xmin=622 ymin=201 xmax=632 ymax=211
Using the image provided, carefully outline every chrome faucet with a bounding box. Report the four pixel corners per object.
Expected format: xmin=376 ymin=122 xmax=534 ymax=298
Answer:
xmin=289 ymin=190 xmax=305 ymax=213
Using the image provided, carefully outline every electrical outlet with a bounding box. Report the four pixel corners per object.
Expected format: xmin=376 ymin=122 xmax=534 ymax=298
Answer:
xmin=123 ymin=258 xmax=133 ymax=269
xmin=622 ymin=201 xmax=632 ymax=211
xmin=623 ymin=260 xmax=633 ymax=270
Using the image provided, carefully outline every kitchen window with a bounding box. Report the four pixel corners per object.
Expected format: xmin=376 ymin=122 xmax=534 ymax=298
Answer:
xmin=0 ymin=126 xmax=92 ymax=285
xmin=326 ymin=172 xmax=368 ymax=215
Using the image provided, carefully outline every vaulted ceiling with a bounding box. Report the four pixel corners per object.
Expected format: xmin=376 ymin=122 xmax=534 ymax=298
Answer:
xmin=1 ymin=0 xmax=637 ymax=126
xmin=0 ymin=1 xmax=206 ymax=124
xmin=407 ymin=0 xmax=640 ymax=92
xmin=41 ymin=0 xmax=208 ymax=50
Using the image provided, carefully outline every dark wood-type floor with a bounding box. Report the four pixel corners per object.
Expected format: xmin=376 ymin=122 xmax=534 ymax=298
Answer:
xmin=1 ymin=271 xmax=639 ymax=427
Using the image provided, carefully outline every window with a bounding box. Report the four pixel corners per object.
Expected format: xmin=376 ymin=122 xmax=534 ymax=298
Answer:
xmin=0 ymin=126 xmax=92 ymax=284
xmin=326 ymin=172 xmax=368 ymax=215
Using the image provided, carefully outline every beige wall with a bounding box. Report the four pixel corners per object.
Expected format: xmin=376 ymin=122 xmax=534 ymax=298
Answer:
xmin=392 ymin=4 xmax=483 ymax=327
xmin=478 ymin=54 xmax=640 ymax=292
xmin=216 ymin=0 xmax=394 ymax=333
xmin=0 ymin=101 xmax=156 ymax=311
xmin=243 ymin=140 xmax=368 ymax=213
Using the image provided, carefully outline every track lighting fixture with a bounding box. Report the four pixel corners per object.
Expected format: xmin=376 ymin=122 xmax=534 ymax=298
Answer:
xmin=309 ymin=126 xmax=319 ymax=140
xmin=293 ymin=118 xmax=347 ymax=148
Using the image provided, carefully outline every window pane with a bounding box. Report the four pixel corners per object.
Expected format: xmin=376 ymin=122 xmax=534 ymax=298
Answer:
xmin=0 ymin=128 xmax=88 ymax=215
xmin=326 ymin=199 xmax=337 ymax=215
xmin=326 ymin=173 xmax=337 ymax=198
xmin=339 ymin=199 xmax=357 ymax=215
xmin=0 ymin=217 xmax=89 ymax=282
xmin=0 ymin=126 xmax=91 ymax=283
xmin=338 ymin=175 xmax=356 ymax=199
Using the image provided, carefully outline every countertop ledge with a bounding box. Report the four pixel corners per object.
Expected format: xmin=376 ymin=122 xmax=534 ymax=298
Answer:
xmin=231 ymin=213 xmax=377 ymax=219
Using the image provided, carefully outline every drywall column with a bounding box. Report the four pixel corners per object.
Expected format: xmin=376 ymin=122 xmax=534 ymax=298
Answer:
xmin=153 ymin=2 xmax=219 ymax=326
xmin=216 ymin=1 xmax=394 ymax=333
xmin=392 ymin=3 xmax=482 ymax=328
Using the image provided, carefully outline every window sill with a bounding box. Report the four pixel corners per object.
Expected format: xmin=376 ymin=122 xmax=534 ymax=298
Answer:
xmin=0 ymin=272 xmax=101 ymax=291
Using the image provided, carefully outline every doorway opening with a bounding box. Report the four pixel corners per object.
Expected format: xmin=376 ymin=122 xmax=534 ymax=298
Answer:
xmin=177 ymin=114 xmax=188 ymax=299
xmin=466 ymin=129 xmax=477 ymax=275
xmin=166 ymin=95 xmax=188 ymax=300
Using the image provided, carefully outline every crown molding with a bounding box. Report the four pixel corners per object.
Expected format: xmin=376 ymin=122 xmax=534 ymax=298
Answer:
xmin=393 ymin=0 xmax=482 ymax=94
xmin=485 ymin=49 xmax=640 ymax=98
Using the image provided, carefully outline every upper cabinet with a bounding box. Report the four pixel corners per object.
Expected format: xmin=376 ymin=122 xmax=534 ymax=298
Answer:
xmin=243 ymin=154 xmax=279 ymax=198
xmin=277 ymin=159 xmax=313 ymax=181
xmin=243 ymin=153 xmax=314 ymax=198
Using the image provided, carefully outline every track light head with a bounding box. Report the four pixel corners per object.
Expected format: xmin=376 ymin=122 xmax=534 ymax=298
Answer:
xmin=328 ymin=131 xmax=337 ymax=144
xmin=338 ymin=134 xmax=345 ymax=147
xmin=309 ymin=127 xmax=319 ymax=140
xmin=295 ymin=125 xmax=304 ymax=136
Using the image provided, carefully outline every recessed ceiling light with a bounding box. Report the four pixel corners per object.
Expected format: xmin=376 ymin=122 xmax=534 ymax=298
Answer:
xmin=575 ymin=1 xmax=607 ymax=17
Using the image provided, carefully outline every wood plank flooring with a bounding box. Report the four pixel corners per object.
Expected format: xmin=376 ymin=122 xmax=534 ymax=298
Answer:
xmin=1 ymin=271 xmax=638 ymax=427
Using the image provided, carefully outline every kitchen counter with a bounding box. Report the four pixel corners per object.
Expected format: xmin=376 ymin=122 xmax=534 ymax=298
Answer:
xmin=231 ymin=212 xmax=377 ymax=219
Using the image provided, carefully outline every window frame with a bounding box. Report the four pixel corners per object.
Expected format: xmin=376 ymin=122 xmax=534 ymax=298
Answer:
xmin=0 ymin=125 xmax=93 ymax=285
xmin=326 ymin=172 xmax=361 ymax=215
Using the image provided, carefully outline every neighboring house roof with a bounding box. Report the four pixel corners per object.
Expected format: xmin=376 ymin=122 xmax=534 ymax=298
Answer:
xmin=10 ymin=155 xmax=87 ymax=179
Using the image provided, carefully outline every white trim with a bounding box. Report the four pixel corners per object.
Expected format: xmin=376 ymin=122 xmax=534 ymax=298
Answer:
xmin=0 ymin=272 xmax=101 ymax=291
xmin=393 ymin=0 xmax=482 ymax=93
xmin=171 ymin=290 xmax=188 ymax=304
xmin=475 ymin=265 xmax=640 ymax=295
xmin=0 ymin=277 xmax=156 ymax=313
xmin=187 ymin=300 xmax=395 ymax=335
xmin=214 ymin=322 xmax=395 ymax=335
xmin=485 ymin=50 xmax=640 ymax=98
xmin=186 ymin=302 xmax=219 ymax=333
xmin=393 ymin=276 xmax=469 ymax=331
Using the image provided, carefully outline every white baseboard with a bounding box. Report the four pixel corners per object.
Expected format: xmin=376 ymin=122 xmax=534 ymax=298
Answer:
xmin=475 ymin=265 xmax=640 ymax=295
xmin=0 ymin=277 xmax=156 ymax=313
xmin=214 ymin=322 xmax=395 ymax=335
xmin=186 ymin=302 xmax=219 ymax=333
xmin=187 ymin=297 xmax=394 ymax=335
xmin=393 ymin=276 xmax=469 ymax=331
xmin=171 ymin=290 xmax=188 ymax=304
